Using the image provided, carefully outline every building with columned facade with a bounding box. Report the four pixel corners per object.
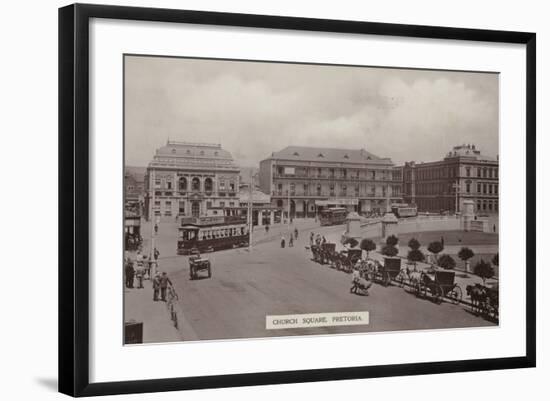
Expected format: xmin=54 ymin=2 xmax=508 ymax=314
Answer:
xmin=144 ymin=141 xmax=240 ymax=221
xmin=259 ymin=146 xmax=402 ymax=218
xmin=400 ymin=144 xmax=499 ymax=214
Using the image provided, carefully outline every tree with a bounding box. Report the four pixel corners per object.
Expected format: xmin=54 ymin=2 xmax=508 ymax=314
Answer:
xmin=382 ymin=244 xmax=399 ymax=257
xmin=438 ymin=254 xmax=456 ymax=270
xmin=386 ymin=234 xmax=399 ymax=247
xmin=492 ymin=253 xmax=499 ymax=267
xmin=360 ymin=238 xmax=376 ymax=258
xmin=408 ymin=237 xmax=421 ymax=251
xmin=474 ymin=259 xmax=495 ymax=284
xmin=458 ymin=247 xmax=475 ymax=270
xmin=343 ymin=237 xmax=359 ymax=248
xmin=427 ymin=241 xmax=444 ymax=263
xmin=407 ymin=249 xmax=425 ymax=265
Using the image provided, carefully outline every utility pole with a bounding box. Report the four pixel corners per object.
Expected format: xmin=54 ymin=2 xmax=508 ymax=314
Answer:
xmin=248 ymin=171 xmax=253 ymax=251
xmin=453 ymin=179 xmax=460 ymax=214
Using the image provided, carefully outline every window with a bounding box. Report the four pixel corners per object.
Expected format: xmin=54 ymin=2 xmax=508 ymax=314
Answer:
xmin=229 ymin=202 xmax=235 ymax=207
xmin=220 ymin=202 xmax=225 ymax=208
xmin=166 ymin=180 xmax=172 ymax=190
xmin=171 ymin=148 xmax=176 ymax=154
xmin=219 ymin=180 xmax=225 ymax=191
xmin=483 ymin=168 xmax=487 ymax=178
xmin=303 ymin=183 xmax=308 ymax=194
xmin=317 ymin=153 xmax=324 ymax=158
xmin=165 ymin=201 xmax=172 ymax=207
xmin=204 ymin=178 xmax=213 ymax=192
xmin=206 ymin=201 xmax=212 ymax=209
xmin=229 ymin=181 xmax=235 ymax=191
xmin=155 ymin=191 xmax=162 ymax=196
xmin=477 ymin=168 xmax=481 ymax=178
xmin=466 ymin=167 xmax=471 ymax=177
xmin=154 ymin=179 xmax=161 ymax=188
xmin=293 ymin=151 xmax=300 ymax=156
xmin=343 ymin=169 xmax=347 ymax=178
xmin=344 ymin=154 xmax=349 ymax=159
xmin=477 ymin=183 xmax=481 ymax=193
xmin=483 ymin=183 xmax=487 ymax=194
xmin=489 ymin=169 xmax=493 ymax=178
xmin=179 ymin=201 xmax=185 ymax=213
xmin=154 ymin=201 xmax=160 ymax=207
xmin=329 ymin=168 xmax=335 ymax=178
xmin=489 ymin=184 xmax=493 ymax=194
xmin=316 ymin=184 xmax=322 ymax=196
xmin=372 ymin=171 xmax=376 ymax=180
xmin=466 ymin=183 xmax=471 ymax=193
xmin=192 ymin=177 xmax=201 ymax=191
xmin=178 ymin=177 xmax=187 ymax=191
xmin=355 ymin=185 xmax=360 ymax=195
xmin=342 ymin=184 xmax=347 ymax=195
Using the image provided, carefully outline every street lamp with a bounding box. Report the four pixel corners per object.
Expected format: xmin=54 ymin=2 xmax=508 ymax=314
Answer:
xmin=452 ymin=180 xmax=460 ymax=214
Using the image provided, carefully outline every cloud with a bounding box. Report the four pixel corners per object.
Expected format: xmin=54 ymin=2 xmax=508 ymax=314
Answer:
xmin=124 ymin=56 xmax=498 ymax=167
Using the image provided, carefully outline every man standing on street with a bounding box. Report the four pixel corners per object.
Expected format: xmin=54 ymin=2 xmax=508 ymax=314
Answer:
xmin=160 ymin=272 xmax=173 ymax=302
xmin=154 ymin=247 xmax=160 ymax=261
xmin=125 ymin=261 xmax=135 ymax=288
xmin=152 ymin=273 xmax=161 ymax=301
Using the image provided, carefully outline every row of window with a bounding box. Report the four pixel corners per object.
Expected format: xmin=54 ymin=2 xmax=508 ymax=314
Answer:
xmin=467 ymin=166 xmax=499 ymax=179
xmin=477 ymin=199 xmax=499 ymax=212
xmin=275 ymin=166 xmax=395 ymax=180
xmin=153 ymin=177 xmax=237 ymax=192
xmin=275 ymin=183 xmax=398 ymax=197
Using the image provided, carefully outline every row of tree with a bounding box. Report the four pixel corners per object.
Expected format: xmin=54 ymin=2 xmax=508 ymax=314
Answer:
xmin=356 ymin=235 xmax=498 ymax=283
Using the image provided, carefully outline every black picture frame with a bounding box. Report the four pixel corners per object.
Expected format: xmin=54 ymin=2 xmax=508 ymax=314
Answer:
xmin=59 ymin=3 xmax=536 ymax=397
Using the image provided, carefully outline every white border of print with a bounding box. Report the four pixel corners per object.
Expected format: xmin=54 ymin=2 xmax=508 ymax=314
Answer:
xmin=89 ymin=18 xmax=526 ymax=383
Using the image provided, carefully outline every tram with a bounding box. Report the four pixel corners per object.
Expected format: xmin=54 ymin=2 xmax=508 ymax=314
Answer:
xmin=177 ymin=215 xmax=249 ymax=255
xmin=391 ymin=203 xmax=418 ymax=218
xmin=319 ymin=207 xmax=348 ymax=226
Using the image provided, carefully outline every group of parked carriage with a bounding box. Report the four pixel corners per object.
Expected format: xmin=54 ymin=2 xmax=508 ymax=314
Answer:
xmin=307 ymin=242 xmax=499 ymax=320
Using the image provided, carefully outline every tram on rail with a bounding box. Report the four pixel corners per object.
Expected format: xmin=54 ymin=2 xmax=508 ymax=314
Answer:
xmin=177 ymin=215 xmax=249 ymax=255
xmin=319 ymin=207 xmax=348 ymax=226
xmin=391 ymin=203 xmax=418 ymax=218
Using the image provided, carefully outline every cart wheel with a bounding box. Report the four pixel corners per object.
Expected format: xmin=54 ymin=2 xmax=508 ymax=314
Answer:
xmin=434 ymin=285 xmax=444 ymax=304
xmin=449 ymin=285 xmax=462 ymax=305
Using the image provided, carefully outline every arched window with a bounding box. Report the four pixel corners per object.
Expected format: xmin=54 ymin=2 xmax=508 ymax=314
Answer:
xmin=191 ymin=177 xmax=201 ymax=191
xmin=179 ymin=177 xmax=187 ymax=191
xmin=204 ymin=177 xmax=213 ymax=193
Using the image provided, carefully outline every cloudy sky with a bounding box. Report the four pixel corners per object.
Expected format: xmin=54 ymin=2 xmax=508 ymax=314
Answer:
xmin=124 ymin=55 xmax=498 ymax=167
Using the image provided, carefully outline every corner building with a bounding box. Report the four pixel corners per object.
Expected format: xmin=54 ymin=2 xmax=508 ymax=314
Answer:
xmin=401 ymin=144 xmax=499 ymax=214
xmin=259 ymin=146 xmax=402 ymax=218
xmin=144 ymin=141 xmax=240 ymax=221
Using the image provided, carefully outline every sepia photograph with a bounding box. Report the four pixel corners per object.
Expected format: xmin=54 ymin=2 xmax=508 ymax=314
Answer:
xmin=123 ymin=55 xmax=500 ymax=344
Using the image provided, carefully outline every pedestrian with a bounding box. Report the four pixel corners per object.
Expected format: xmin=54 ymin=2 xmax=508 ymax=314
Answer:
xmin=294 ymin=227 xmax=298 ymax=239
xmin=154 ymin=223 xmax=158 ymax=234
xmin=322 ymin=236 xmax=327 ymax=245
xmin=493 ymin=224 xmax=496 ymax=233
xmin=315 ymin=234 xmax=321 ymax=246
xmin=135 ymin=263 xmax=144 ymax=289
xmin=125 ymin=261 xmax=134 ymax=288
xmin=159 ymin=272 xmax=173 ymax=302
xmin=310 ymin=232 xmax=314 ymax=246
xmin=289 ymin=235 xmax=294 ymax=247
xmin=265 ymin=225 xmax=269 ymax=234
xmin=154 ymin=247 xmax=160 ymax=261
xmin=152 ymin=273 xmax=161 ymax=301
xmin=280 ymin=236 xmax=285 ymax=248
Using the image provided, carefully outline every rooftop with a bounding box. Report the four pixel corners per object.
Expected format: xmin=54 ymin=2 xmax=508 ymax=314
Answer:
xmin=148 ymin=141 xmax=238 ymax=170
xmin=444 ymin=144 xmax=497 ymax=162
xmin=265 ymin=146 xmax=393 ymax=165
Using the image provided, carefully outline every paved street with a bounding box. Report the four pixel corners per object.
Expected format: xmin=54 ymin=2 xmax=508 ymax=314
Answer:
xmin=142 ymin=220 xmax=496 ymax=342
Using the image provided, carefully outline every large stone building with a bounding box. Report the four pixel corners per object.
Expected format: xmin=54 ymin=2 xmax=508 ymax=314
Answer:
xmin=401 ymin=144 xmax=499 ymax=214
xmin=144 ymin=141 xmax=240 ymax=221
xmin=259 ymin=146 xmax=402 ymax=218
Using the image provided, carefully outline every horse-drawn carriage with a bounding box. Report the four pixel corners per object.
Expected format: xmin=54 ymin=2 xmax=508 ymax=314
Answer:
xmin=334 ymin=248 xmax=362 ymax=273
xmin=466 ymin=283 xmax=499 ymax=320
xmin=310 ymin=243 xmax=337 ymax=265
xmin=189 ymin=254 xmax=212 ymax=280
xmin=414 ymin=269 xmax=462 ymax=304
xmin=371 ymin=257 xmax=402 ymax=287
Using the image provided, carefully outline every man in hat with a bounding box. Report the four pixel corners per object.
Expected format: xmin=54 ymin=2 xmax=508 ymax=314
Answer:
xmin=159 ymin=272 xmax=173 ymax=302
xmin=152 ymin=273 xmax=161 ymax=301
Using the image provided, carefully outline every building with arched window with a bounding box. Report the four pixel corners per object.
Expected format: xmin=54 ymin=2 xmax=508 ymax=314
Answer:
xmin=259 ymin=146 xmax=402 ymax=218
xmin=144 ymin=141 xmax=240 ymax=220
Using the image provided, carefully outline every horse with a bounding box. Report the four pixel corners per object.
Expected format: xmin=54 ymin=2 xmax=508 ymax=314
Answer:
xmin=466 ymin=284 xmax=488 ymax=315
xmin=407 ymin=270 xmax=424 ymax=295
